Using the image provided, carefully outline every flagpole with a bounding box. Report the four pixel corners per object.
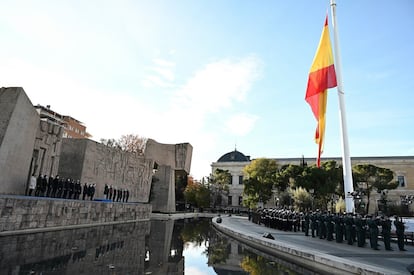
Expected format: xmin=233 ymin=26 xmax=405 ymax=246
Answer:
xmin=330 ymin=0 xmax=355 ymax=213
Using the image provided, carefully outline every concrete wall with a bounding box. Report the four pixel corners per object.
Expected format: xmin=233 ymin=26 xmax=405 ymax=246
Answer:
xmin=145 ymin=139 xmax=192 ymax=174
xmin=58 ymin=139 xmax=154 ymax=203
xmin=31 ymin=119 xmax=63 ymax=178
xmin=0 ymin=87 xmax=39 ymax=195
xmin=0 ymin=196 xmax=151 ymax=233
xmin=145 ymin=139 xmax=193 ymax=212
xmin=151 ymin=165 xmax=175 ymax=213
xmin=0 ymin=219 xmax=149 ymax=274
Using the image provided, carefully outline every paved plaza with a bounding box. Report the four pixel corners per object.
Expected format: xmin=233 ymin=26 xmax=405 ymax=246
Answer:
xmin=213 ymin=215 xmax=414 ymax=275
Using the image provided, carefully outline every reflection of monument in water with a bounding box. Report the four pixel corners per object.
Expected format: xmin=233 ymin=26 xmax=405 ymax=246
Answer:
xmin=211 ymin=243 xmax=248 ymax=275
xmin=145 ymin=219 xmax=184 ymax=275
xmin=0 ymin=219 xmax=188 ymax=275
xmin=0 ymin=221 xmax=149 ymax=274
xmin=207 ymin=230 xmax=248 ymax=275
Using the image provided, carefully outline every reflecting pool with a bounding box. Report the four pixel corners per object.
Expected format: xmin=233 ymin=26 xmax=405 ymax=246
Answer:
xmin=0 ymin=217 xmax=320 ymax=274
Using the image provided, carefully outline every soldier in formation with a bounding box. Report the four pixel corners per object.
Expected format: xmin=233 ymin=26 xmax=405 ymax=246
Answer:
xmin=394 ymin=215 xmax=407 ymax=251
xmin=251 ymin=207 xmax=408 ymax=252
xmin=26 ymin=174 xmax=104 ymax=202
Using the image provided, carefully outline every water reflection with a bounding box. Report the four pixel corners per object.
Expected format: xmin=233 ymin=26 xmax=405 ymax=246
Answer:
xmin=0 ymin=221 xmax=149 ymax=275
xmin=0 ymin=218 xmax=319 ymax=275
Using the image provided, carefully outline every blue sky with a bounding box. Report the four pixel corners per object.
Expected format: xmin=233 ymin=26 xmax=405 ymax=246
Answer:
xmin=2 ymin=0 xmax=414 ymax=180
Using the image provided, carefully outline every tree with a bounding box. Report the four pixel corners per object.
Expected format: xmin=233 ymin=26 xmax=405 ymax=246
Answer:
xmin=241 ymin=255 xmax=276 ymax=275
xmin=195 ymin=184 xmax=211 ymax=208
xmin=180 ymin=217 xmax=210 ymax=245
xmin=242 ymin=158 xmax=278 ymax=209
xmin=183 ymin=178 xmax=210 ymax=209
xmin=291 ymin=187 xmax=312 ymax=211
xmin=296 ymin=163 xmax=340 ymax=210
xmin=100 ymin=134 xmax=147 ymax=155
xmin=209 ymin=169 xmax=231 ymax=208
xmin=240 ymin=252 xmax=293 ymax=275
xmin=275 ymin=164 xmax=304 ymax=192
xmin=117 ymin=134 xmax=147 ymax=154
xmin=100 ymin=138 xmax=120 ymax=149
xmin=352 ymin=164 xmax=398 ymax=213
xmin=175 ymin=173 xmax=188 ymax=211
xmin=335 ymin=197 xmax=346 ymax=213
xmin=321 ymin=160 xmax=343 ymax=195
xmin=206 ymin=232 xmax=230 ymax=265
xmin=184 ymin=179 xmax=198 ymax=207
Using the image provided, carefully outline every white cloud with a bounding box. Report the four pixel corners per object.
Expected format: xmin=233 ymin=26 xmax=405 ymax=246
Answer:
xmin=142 ymin=58 xmax=176 ymax=88
xmin=1 ymin=54 xmax=262 ymax=179
xmin=162 ymin=56 xmax=262 ymax=178
xmin=153 ymin=58 xmax=175 ymax=68
xmin=174 ymin=56 xmax=262 ymax=114
xmin=152 ymin=67 xmax=175 ymax=81
xmin=225 ymin=113 xmax=259 ymax=136
xmin=0 ymin=57 xmax=152 ymax=142
xmin=142 ymin=74 xmax=174 ymax=88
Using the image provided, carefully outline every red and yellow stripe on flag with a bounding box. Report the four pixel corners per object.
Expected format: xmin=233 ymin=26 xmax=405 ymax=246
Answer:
xmin=305 ymin=15 xmax=337 ymax=167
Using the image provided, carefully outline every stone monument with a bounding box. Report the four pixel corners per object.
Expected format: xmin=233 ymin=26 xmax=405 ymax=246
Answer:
xmin=144 ymin=139 xmax=192 ymax=213
xmin=0 ymin=87 xmax=39 ymax=195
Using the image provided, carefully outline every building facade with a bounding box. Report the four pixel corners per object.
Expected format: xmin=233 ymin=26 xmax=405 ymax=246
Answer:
xmin=211 ymin=150 xmax=414 ymax=213
xmin=211 ymin=150 xmax=251 ymax=210
xmin=35 ymin=105 xmax=91 ymax=139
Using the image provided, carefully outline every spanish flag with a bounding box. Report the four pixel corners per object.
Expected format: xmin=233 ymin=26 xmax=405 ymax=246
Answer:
xmin=305 ymin=15 xmax=337 ymax=167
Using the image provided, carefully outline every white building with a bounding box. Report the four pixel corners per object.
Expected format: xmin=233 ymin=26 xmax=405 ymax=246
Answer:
xmin=211 ymin=150 xmax=251 ymax=210
xmin=211 ymin=150 xmax=414 ymax=214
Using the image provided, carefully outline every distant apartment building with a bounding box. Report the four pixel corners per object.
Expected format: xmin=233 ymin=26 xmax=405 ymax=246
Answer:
xmin=34 ymin=104 xmax=91 ymax=139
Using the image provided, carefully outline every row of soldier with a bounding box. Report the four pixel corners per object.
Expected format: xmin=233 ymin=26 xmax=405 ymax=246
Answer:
xmin=103 ymin=184 xmax=129 ymax=202
xmin=251 ymin=208 xmax=407 ymax=251
xmin=28 ymin=174 xmax=96 ymax=200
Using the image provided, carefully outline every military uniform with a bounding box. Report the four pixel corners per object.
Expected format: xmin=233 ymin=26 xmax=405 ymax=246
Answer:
xmin=304 ymin=212 xmax=310 ymax=236
xmin=344 ymin=213 xmax=354 ymax=245
xmin=355 ymin=214 xmax=365 ymax=247
xmin=381 ymin=216 xmax=392 ymax=250
xmin=394 ymin=216 xmax=406 ymax=251
xmin=310 ymin=212 xmax=317 ymax=237
xmin=367 ymin=216 xmax=380 ymax=250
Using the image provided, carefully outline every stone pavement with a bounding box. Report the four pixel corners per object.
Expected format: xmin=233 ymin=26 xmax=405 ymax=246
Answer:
xmin=213 ymin=215 xmax=414 ymax=275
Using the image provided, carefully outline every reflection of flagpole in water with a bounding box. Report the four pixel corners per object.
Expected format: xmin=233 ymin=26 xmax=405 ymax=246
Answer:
xmin=330 ymin=0 xmax=354 ymax=213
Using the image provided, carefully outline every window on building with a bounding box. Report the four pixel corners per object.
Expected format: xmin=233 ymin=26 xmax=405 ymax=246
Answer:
xmin=239 ymin=175 xmax=243 ymax=184
xmin=228 ymin=196 xmax=232 ymax=206
xmin=238 ymin=196 xmax=243 ymax=206
xmin=398 ymin=175 xmax=406 ymax=187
